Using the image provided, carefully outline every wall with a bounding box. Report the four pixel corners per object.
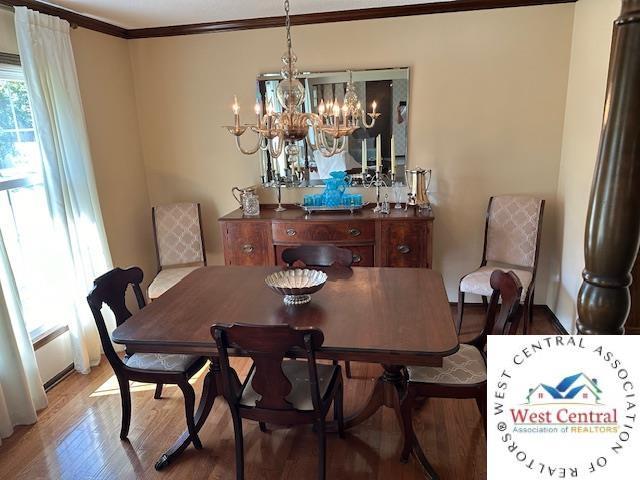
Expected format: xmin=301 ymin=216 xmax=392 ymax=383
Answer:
xmin=129 ymin=4 xmax=575 ymax=300
xmin=547 ymin=0 xmax=621 ymax=332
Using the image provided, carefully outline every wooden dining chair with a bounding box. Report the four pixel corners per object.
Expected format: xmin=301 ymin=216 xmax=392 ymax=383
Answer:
xmin=87 ymin=266 xmax=208 ymax=446
xmin=457 ymin=195 xmax=544 ymax=335
xmin=405 ymin=270 xmax=522 ymax=440
xmin=282 ymin=245 xmax=355 ymax=378
xmin=148 ymin=203 xmax=207 ymax=301
xmin=211 ymin=323 xmax=345 ymax=480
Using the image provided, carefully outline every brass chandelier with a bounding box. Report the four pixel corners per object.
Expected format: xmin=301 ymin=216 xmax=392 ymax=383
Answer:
xmin=224 ymin=0 xmax=379 ymax=159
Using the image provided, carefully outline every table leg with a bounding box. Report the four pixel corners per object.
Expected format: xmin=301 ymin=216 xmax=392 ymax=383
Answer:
xmin=340 ymin=364 xmax=439 ymax=480
xmin=154 ymin=358 xmax=221 ymax=471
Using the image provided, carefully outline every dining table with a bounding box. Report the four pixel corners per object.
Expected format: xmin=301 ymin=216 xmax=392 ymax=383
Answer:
xmin=112 ymin=265 xmax=459 ymax=479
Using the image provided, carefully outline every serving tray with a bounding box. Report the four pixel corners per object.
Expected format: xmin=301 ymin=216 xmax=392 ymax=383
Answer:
xmin=297 ymin=203 xmax=369 ymax=214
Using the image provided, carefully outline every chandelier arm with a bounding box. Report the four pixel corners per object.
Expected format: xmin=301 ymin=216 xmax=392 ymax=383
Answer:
xmin=361 ymin=112 xmax=375 ymax=129
xmin=316 ymin=134 xmax=343 ymax=158
xmin=269 ymin=135 xmax=285 ymax=159
xmin=235 ymin=132 xmax=263 ymax=155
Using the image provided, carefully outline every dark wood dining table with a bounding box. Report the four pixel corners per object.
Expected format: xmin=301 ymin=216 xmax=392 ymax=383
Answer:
xmin=112 ymin=265 xmax=459 ymax=478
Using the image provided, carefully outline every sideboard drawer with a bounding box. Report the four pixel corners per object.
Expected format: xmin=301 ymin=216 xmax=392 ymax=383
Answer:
xmin=272 ymin=221 xmax=375 ymax=243
xmin=275 ymin=244 xmax=374 ymax=267
xmin=222 ymin=222 xmax=271 ymax=266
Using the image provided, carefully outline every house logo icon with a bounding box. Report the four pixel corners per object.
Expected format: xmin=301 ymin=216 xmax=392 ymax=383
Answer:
xmin=526 ymin=373 xmax=602 ymax=405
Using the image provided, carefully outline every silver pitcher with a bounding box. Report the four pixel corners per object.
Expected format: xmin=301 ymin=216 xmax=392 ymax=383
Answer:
xmin=232 ymin=186 xmax=260 ymax=216
xmin=405 ymin=168 xmax=432 ymax=212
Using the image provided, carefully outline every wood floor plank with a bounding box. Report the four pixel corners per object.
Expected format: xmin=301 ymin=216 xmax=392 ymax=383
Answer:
xmin=0 ymin=306 xmax=559 ymax=479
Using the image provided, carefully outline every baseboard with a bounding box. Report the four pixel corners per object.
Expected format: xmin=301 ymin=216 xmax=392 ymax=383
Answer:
xmin=44 ymin=363 xmax=75 ymax=391
xmin=448 ymin=302 xmax=569 ymax=335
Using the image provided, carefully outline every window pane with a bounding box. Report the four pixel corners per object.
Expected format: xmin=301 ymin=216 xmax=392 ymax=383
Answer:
xmin=0 ymin=130 xmax=18 ymax=170
xmin=0 ymin=81 xmax=13 ymax=130
xmin=10 ymin=82 xmax=34 ymax=129
xmin=18 ymin=130 xmax=35 ymax=143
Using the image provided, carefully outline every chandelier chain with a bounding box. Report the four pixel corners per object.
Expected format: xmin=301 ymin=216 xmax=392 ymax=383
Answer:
xmin=285 ymin=0 xmax=292 ymax=56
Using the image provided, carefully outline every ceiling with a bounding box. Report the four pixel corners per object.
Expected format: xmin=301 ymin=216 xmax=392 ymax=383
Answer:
xmin=41 ymin=0 xmax=454 ymax=29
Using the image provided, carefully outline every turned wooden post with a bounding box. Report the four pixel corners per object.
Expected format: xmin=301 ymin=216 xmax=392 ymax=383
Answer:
xmin=627 ymin=254 xmax=640 ymax=334
xmin=577 ymin=0 xmax=640 ymax=335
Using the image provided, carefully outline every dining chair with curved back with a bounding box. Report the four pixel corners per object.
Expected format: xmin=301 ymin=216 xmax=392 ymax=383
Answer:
xmin=281 ymin=245 xmax=355 ymax=378
xmin=457 ymin=195 xmax=544 ymax=335
xmin=405 ymin=269 xmax=522 ymax=448
xmin=211 ymin=323 xmax=344 ymax=480
xmin=87 ymin=266 xmax=207 ymax=446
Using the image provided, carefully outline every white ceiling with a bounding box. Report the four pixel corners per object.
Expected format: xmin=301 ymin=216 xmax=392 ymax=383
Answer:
xmin=41 ymin=0 xmax=454 ymax=29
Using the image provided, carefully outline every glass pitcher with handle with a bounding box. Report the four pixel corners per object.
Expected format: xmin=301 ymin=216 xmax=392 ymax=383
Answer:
xmin=232 ymin=186 xmax=260 ymax=216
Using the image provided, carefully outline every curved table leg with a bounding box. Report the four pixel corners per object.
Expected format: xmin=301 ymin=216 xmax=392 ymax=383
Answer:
xmin=155 ymin=358 xmax=221 ymax=471
xmin=334 ymin=364 xmax=439 ymax=479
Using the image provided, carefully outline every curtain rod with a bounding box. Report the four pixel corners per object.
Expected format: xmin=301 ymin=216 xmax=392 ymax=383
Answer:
xmin=0 ymin=3 xmax=78 ymax=28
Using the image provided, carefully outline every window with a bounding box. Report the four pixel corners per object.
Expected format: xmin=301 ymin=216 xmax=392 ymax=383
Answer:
xmin=0 ymin=60 xmax=66 ymax=340
xmin=539 ymin=393 xmax=543 ymax=399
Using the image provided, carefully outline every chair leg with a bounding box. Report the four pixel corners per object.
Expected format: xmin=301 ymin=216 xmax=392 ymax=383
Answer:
xmin=481 ymin=295 xmax=488 ymax=308
xmin=177 ymin=381 xmax=202 ymax=450
xmin=523 ymin=289 xmax=533 ymax=335
xmin=230 ymin=407 xmax=245 ymax=480
xmin=116 ymin=376 xmax=131 ymax=440
xmin=335 ymin=378 xmax=345 ymax=439
xmin=315 ymin=417 xmax=327 ymax=480
xmin=456 ymin=289 xmax=466 ymax=336
xmin=344 ymin=361 xmax=352 ymax=379
xmin=154 ymin=383 xmax=163 ymax=399
xmin=476 ymin=386 xmax=487 ymax=433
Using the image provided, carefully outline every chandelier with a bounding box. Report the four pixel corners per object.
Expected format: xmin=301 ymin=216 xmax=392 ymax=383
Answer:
xmin=224 ymin=0 xmax=379 ymax=159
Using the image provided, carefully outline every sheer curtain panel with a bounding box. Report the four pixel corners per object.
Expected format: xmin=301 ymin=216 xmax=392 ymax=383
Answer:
xmin=14 ymin=7 xmax=113 ymax=374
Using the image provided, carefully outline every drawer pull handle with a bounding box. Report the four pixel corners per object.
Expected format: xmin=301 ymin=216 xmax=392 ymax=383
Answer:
xmin=242 ymin=244 xmax=255 ymax=254
xmin=397 ymin=244 xmax=411 ymax=254
xmin=352 ymin=254 xmax=362 ymax=264
xmin=286 ymin=228 xmax=297 ymax=236
xmin=349 ymin=228 xmax=361 ymax=237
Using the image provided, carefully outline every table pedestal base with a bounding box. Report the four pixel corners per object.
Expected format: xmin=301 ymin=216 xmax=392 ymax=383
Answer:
xmin=154 ymin=359 xmax=220 ymax=471
xmin=342 ymin=365 xmax=438 ymax=480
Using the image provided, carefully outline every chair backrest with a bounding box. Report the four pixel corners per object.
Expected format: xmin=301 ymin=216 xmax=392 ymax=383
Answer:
xmin=473 ymin=270 xmax=523 ymax=349
xmin=212 ymin=323 xmax=325 ymax=412
xmin=484 ymin=196 xmax=544 ymax=269
xmin=281 ymin=245 xmax=353 ymax=268
xmin=152 ymin=203 xmax=206 ymax=269
xmin=86 ymin=267 xmax=146 ymax=368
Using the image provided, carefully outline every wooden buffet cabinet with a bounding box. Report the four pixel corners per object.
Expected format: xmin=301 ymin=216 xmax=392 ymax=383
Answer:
xmin=219 ymin=205 xmax=434 ymax=268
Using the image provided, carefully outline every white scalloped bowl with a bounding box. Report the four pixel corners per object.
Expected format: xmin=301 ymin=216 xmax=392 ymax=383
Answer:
xmin=265 ymin=269 xmax=327 ymax=305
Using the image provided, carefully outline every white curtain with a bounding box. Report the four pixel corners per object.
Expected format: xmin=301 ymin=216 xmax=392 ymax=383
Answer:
xmin=0 ymin=230 xmax=47 ymax=445
xmin=14 ymin=7 xmax=113 ymax=374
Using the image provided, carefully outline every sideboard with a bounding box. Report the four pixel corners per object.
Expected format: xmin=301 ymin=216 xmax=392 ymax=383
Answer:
xmin=219 ymin=205 xmax=434 ymax=268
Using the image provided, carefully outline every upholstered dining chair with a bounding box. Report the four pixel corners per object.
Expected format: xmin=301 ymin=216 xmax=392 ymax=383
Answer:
xmin=282 ymin=245 xmax=355 ymax=378
xmin=211 ymin=323 xmax=344 ymax=480
xmin=405 ymin=270 xmax=522 ymax=441
xmin=87 ymin=266 xmax=208 ymax=445
xmin=457 ymin=195 xmax=544 ymax=335
xmin=148 ymin=202 xmax=206 ymax=301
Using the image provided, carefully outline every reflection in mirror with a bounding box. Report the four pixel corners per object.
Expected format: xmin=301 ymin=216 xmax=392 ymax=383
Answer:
xmin=257 ymin=67 xmax=409 ymax=187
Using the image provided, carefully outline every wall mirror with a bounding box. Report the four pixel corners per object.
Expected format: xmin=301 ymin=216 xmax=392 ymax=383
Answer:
xmin=256 ymin=67 xmax=409 ymax=187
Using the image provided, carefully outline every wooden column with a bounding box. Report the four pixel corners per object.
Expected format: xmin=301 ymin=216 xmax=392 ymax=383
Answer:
xmin=627 ymin=254 xmax=640 ymax=334
xmin=577 ymin=0 xmax=640 ymax=335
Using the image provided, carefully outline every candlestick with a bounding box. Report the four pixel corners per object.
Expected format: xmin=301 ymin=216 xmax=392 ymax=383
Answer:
xmin=318 ymin=99 xmax=325 ymax=116
xmin=361 ymin=139 xmax=367 ymax=175
xmin=375 ymin=134 xmax=381 ymax=171
xmin=391 ymin=135 xmax=396 ymax=175
xmin=254 ymin=102 xmax=261 ymax=126
xmin=232 ymin=95 xmax=240 ymax=128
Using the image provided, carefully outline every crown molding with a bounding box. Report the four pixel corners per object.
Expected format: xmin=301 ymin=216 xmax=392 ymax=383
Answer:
xmin=0 ymin=0 xmax=577 ymax=40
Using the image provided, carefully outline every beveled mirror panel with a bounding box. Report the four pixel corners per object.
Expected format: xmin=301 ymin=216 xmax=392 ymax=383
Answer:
xmin=257 ymin=67 xmax=409 ymax=187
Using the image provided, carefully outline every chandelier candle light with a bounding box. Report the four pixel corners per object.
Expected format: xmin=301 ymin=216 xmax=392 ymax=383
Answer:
xmin=224 ymin=0 xmax=380 ymax=159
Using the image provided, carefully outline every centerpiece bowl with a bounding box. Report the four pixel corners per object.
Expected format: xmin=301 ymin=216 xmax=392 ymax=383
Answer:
xmin=265 ymin=269 xmax=327 ymax=305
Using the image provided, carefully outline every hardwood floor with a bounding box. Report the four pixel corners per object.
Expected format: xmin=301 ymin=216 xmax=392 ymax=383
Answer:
xmin=0 ymin=305 xmax=562 ymax=480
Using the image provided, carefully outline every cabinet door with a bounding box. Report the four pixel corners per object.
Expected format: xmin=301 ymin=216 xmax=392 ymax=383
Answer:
xmin=379 ymin=221 xmax=432 ymax=268
xmin=222 ymin=221 xmax=272 ymax=266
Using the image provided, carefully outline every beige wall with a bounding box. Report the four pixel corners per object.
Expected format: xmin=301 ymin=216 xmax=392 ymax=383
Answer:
xmin=129 ymin=4 xmax=575 ymax=300
xmin=547 ymin=0 xmax=620 ymax=332
xmin=70 ymin=28 xmax=156 ymax=288
xmin=0 ymin=9 xmax=18 ymax=54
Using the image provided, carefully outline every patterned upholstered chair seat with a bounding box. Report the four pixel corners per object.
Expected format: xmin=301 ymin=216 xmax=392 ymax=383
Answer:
xmin=149 ymin=202 xmax=206 ymax=301
xmin=148 ymin=266 xmax=201 ymax=300
xmin=460 ymin=266 xmax=531 ymax=302
xmin=125 ymin=352 xmax=201 ymax=373
xmin=407 ymin=344 xmax=486 ymax=385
